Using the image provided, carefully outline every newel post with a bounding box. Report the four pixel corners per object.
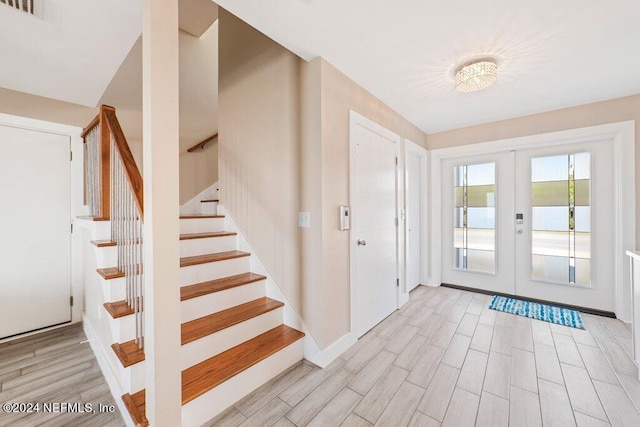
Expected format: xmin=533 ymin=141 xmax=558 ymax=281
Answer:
xmin=98 ymin=105 xmax=114 ymax=219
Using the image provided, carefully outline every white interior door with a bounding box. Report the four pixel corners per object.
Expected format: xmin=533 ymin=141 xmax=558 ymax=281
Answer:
xmin=352 ymin=118 xmax=399 ymax=338
xmin=406 ymin=147 xmax=423 ymax=292
xmin=440 ymin=140 xmax=616 ymax=312
xmin=514 ymin=141 xmax=615 ymax=311
xmin=441 ymin=151 xmax=515 ymax=295
xmin=0 ymin=125 xmax=71 ymax=339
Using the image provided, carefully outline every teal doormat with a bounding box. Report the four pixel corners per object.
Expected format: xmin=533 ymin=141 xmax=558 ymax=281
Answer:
xmin=489 ymin=295 xmax=585 ymax=329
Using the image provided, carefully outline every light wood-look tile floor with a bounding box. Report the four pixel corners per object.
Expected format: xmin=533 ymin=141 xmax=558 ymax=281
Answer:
xmin=210 ymin=285 xmax=640 ymax=427
xmin=0 ymin=323 xmax=125 ymax=427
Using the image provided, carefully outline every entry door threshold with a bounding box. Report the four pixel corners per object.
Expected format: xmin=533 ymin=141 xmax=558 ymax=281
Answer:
xmin=440 ymin=283 xmax=616 ymax=318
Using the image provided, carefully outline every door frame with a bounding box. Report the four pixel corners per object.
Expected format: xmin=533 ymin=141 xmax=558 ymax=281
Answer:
xmin=429 ymin=121 xmax=636 ymax=321
xmin=349 ymin=110 xmax=402 ymax=336
xmin=403 ymin=139 xmax=428 ymax=299
xmin=0 ymin=112 xmax=84 ymax=342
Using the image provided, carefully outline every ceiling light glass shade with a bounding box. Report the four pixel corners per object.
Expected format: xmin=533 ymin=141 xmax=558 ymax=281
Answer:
xmin=455 ymin=60 xmax=498 ymax=93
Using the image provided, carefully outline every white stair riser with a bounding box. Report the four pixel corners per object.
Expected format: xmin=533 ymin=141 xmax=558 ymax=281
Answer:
xmin=181 ymin=340 xmax=304 ymax=427
xmin=95 ymin=246 xmax=117 ymax=268
xmin=119 ymin=360 xmax=145 ymax=395
xmin=181 ymin=280 xmax=266 ymax=323
xmin=180 ymin=257 xmax=250 ymax=286
xmin=181 ymin=308 xmax=283 ymax=370
xmin=180 ymin=236 xmax=236 ymax=258
xmin=201 ymin=202 xmax=219 ymax=216
xmin=107 ymin=310 xmax=136 ymax=343
xmin=180 ymin=218 xmax=225 ymax=234
xmin=100 ymin=277 xmax=126 ymax=303
xmin=89 ymin=221 xmax=112 ymax=240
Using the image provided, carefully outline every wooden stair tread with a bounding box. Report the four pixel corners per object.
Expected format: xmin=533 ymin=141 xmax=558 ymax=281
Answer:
xmin=181 ymin=272 xmax=266 ymax=301
xmin=181 ymin=297 xmax=283 ymax=345
xmin=104 ymin=301 xmax=133 ymax=318
xmin=122 ymin=390 xmax=147 ymax=427
xmin=179 ymin=231 xmax=236 ymax=240
xmin=180 ymin=251 xmax=250 ymax=267
xmin=182 ymin=325 xmax=304 ymax=404
xmin=91 ymin=240 xmax=117 ymax=247
xmin=179 ymin=214 xmax=224 ymax=219
xmin=76 ymin=215 xmax=109 ymax=221
xmin=112 ymin=339 xmax=145 ymax=367
xmin=97 ymin=267 xmax=124 ymax=280
xmin=200 ymin=199 xmax=219 ymax=203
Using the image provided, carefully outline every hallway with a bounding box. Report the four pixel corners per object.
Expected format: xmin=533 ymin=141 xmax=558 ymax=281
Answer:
xmin=211 ymin=285 xmax=640 ymax=426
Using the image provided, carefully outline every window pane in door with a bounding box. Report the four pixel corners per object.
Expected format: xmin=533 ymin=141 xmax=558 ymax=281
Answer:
xmin=530 ymin=153 xmax=591 ymax=285
xmin=532 ymin=155 xmax=569 ymax=182
xmin=532 ymin=207 xmax=569 ymax=231
xmin=454 ymin=162 xmax=495 ymax=273
xmin=532 ymin=255 xmax=569 ymax=282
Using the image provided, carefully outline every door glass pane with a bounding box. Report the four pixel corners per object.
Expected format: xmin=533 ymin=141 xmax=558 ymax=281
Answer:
xmin=532 ymin=255 xmax=569 ymax=282
xmin=532 ymin=207 xmax=569 ymax=231
xmin=530 ymin=153 xmax=591 ymax=285
xmin=453 ymin=162 xmax=495 ymax=273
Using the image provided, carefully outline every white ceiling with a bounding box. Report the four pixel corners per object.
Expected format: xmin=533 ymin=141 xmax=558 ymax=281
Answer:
xmin=214 ymin=0 xmax=640 ymax=133
xmin=0 ymin=0 xmax=141 ymax=107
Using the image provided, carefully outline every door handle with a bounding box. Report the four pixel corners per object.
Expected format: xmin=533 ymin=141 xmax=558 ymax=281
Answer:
xmin=357 ymin=239 xmax=367 ymax=246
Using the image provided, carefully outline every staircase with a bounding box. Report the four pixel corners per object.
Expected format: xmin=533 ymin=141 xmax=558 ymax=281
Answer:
xmin=82 ymin=106 xmax=305 ymax=426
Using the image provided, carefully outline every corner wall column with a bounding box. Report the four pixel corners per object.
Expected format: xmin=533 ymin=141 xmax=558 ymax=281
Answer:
xmin=142 ymin=0 xmax=182 ymax=425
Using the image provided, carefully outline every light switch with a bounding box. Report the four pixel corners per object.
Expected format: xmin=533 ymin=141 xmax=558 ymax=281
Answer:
xmin=298 ymin=212 xmax=311 ymax=228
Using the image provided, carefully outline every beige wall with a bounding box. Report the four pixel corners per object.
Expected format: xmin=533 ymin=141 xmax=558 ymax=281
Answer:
xmin=179 ymin=140 xmax=218 ymax=204
xmin=299 ymin=58 xmax=325 ymax=344
xmin=0 ymin=87 xmax=97 ymax=127
xmin=317 ymin=59 xmax=428 ymax=346
xmin=428 ymin=94 xmax=640 ymax=246
xmin=218 ymin=9 xmax=304 ymax=332
xmin=218 ymin=10 xmax=429 ymax=349
xmin=99 ymin=26 xmax=220 ymax=205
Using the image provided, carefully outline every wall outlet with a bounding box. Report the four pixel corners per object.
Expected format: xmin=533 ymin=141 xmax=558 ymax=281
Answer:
xmin=298 ymin=212 xmax=311 ymax=228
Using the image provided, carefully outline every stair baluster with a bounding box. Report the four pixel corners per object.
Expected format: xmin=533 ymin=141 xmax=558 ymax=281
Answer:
xmin=110 ymin=133 xmax=145 ymax=349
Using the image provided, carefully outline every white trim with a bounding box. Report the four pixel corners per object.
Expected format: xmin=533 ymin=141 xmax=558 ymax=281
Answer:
xmin=430 ymin=120 xmax=636 ymax=320
xmin=304 ymin=332 xmax=357 ymax=369
xmin=349 ymin=110 xmax=402 ymax=338
xmin=403 ymin=139 xmax=429 ymax=295
xmin=0 ymin=112 xmax=82 ymax=136
xmin=83 ymin=314 xmax=132 ymax=427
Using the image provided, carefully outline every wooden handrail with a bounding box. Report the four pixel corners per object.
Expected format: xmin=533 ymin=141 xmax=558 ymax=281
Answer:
xmin=82 ymin=105 xmax=143 ymax=221
xmin=103 ymin=109 xmax=144 ymax=221
xmin=81 ymin=113 xmax=100 ymax=139
xmin=187 ymin=133 xmax=218 ymax=152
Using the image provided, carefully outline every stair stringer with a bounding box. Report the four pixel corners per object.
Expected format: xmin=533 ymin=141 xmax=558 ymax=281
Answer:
xmin=76 ymin=218 xmax=136 ymax=427
xmin=217 ymin=205 xmax=356 ymax=368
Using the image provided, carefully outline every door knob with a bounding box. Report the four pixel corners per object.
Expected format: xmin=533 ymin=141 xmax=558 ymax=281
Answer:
xmin=357 ymin=239 xmax=367 ymax=246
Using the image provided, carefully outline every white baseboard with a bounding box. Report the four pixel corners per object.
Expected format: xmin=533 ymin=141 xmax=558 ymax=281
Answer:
xmin=82 ymin=315 xmax=133 ymax=427
xmin=304 ymin=332 xmax=357 ymax=368
xmin=180 ymin=182 xmax=219 ymax=215
xmin=217 ymin=205 xmax=354 ymax=368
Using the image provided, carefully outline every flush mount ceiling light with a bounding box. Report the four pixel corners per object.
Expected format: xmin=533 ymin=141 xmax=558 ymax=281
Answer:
xmin=455 ymin=60 xmax=498 ymax=93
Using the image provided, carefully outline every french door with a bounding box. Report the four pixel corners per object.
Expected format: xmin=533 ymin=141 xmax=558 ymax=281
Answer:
xmin=442 ymin=139 xmax=615 ymax=312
